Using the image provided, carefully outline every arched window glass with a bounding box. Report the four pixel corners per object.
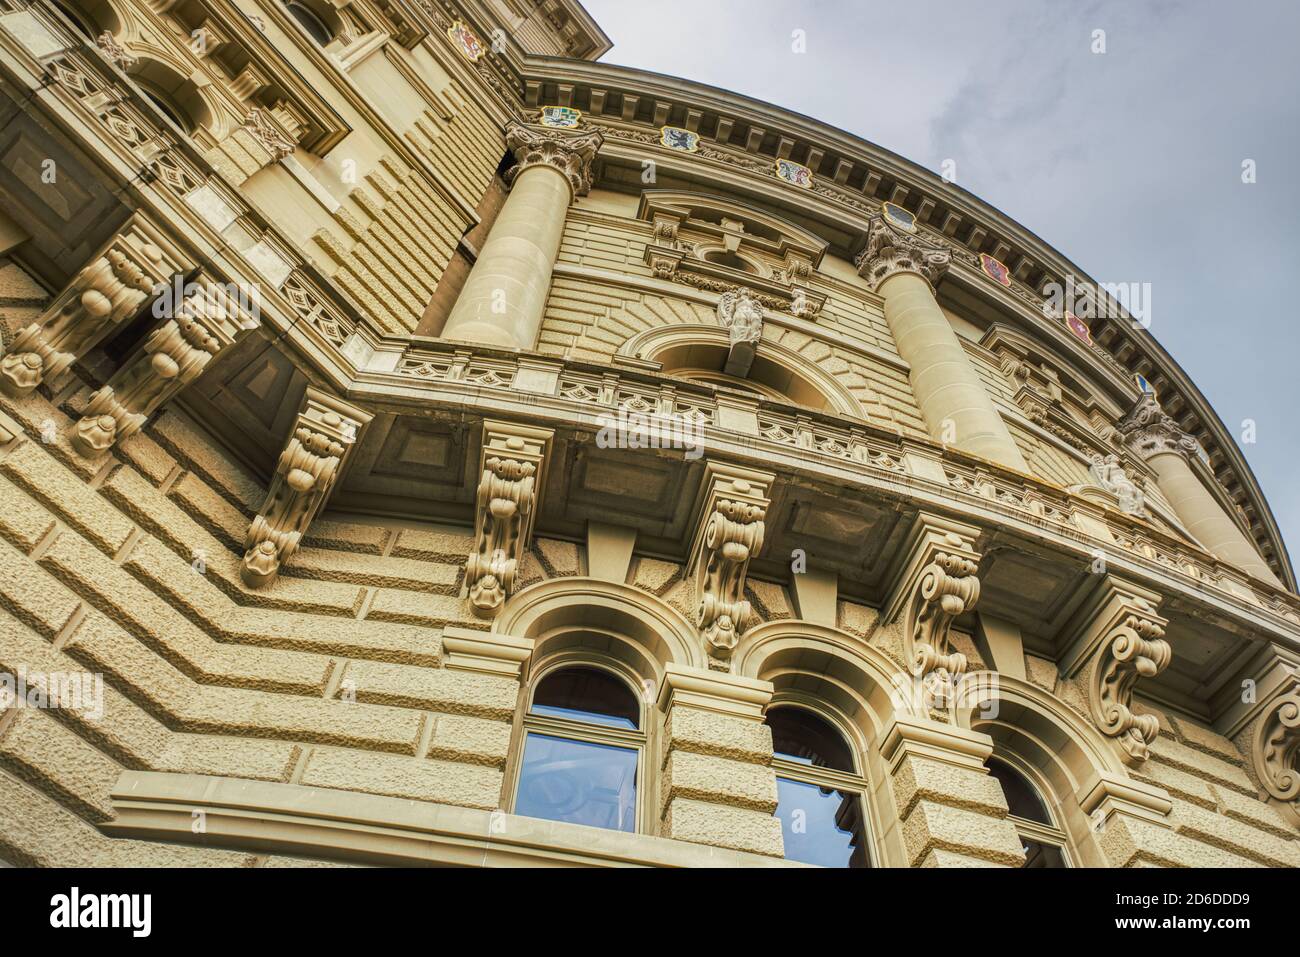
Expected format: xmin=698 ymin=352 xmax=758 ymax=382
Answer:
xmin=283 ymin=0 xmax=334 ymax=45
xmin=765 ymin=705 xmax=870 ymax=868
xmin=987 ymin=757 xmax=1069 ymax=867
xmin=512 ymin=666 xmax=643 ymax=833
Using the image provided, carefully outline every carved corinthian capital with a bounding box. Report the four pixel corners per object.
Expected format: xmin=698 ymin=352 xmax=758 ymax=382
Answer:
xmin=504 ymin=120 xmax=604 ymax=199
xmin=242 ymin=391 xmax=371 ymax=587
xmin=689 ymin=463 xmax=773 ymax=666
xmin=854 ymin=213 xmax=951 ymax=292
xmin=1 ymin=216 xmax=183 ymax=399
xmin=467 ymin=422 xmax=553 ymax=618
xmin=70 ymin=279 xmax=259 ymax=457
xmin=1116 ymin=392 xmax=1202 ymax=462
xmin=1253 ymin=677 xmax=1300 ymax=803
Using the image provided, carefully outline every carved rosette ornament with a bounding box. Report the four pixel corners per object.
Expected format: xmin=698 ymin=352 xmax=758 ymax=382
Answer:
xmin=904 ymin=550 xmax=980 ymax=682
xmin=0 ymin=218 xmax=180 ymax=399
xmin=95 ymin=32 xmax=136 ymax=70
xmin=689 ymin=464 xmax=773 ymax=666
xmin=1085 ymin=596 xmax=1171 ymax=765
xmin=70 ymin=281 xmax=259 ymax=456
xmin=503 ymin=119 xmax=603 ymax=199
xmin=467 ymin=422 xmax=552 ymax=618
xmin=1253 ymin=678 xmax=1300 ymax=803
xmin=1116 ymin=392 xmax=1202 ymax=462
xmin=854 ymin=213 xmax=952 ymax=292
xmin=241 ymin=391 xmax=370 ymax=587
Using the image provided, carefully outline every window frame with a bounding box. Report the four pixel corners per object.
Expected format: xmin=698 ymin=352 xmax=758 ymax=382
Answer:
xmin=989 ymin=753 xmax=1073 ymax=867
xmin=766 ymin=700 xmax=874 ymax=868
xmin=508 ymin=657 xmax=651 ymax=835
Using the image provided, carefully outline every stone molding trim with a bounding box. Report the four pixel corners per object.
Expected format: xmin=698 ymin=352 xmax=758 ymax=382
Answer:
xmin=1059 ymin=577 xmax=1172 ymax=766
xmin=882 ymin=513 xmax=983 ymax=691
xmin=104 ymin=771 xmax=801 ymax=868
xmin=71 ymin=278 xmax=260 ymax=457
xmin=467 ymin=420 xmax=554 ymax=618
xmin=854 ymin=213 xmax=952 ymax=292
xmin=1252 ymin=673 xmax=1300 ymax=804
xmin=687 ymin=462 xmax=774 ymax=666
xmin=503 ymin=119 xmax=604 ymax=199
xmin=0 ymin=215 xmax=185 ymax=399
xmin=241 ymin=389 xmax=372 ymax=587
xmin=1117 ymin=392 xmax=1202 ymax=463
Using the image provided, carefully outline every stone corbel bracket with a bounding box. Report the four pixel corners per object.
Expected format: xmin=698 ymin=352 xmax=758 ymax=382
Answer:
xmin=1253 ymin=675 xmax=1300 ymax=805
xmin=240 ymin=389 xmax=372 ymax=587
xmin=0 ymin=215 xmax=185 ymax=399
xmin=70 ymin=277 xmax=260 ymax=456
xmin=466 ymin=420 xmax=554 ymax=619
xmin=881 ymin=513 xmax=983 ymax=690
xmin=1059 ymin=578 xmax=1171 ymax=766
xmin=687 ymin=461 xmax=774 ymax=666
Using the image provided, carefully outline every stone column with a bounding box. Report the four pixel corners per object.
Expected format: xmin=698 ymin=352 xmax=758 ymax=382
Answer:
xmin=656 ymin=663 xmax=784 ymax=858
xmin=440 ymin=121 xmax=602 ymax=351
xmin=856 ymin=215 xmax=1028 ymax=472
xmin=1118 ymin=394 xmax=1279 ymax=586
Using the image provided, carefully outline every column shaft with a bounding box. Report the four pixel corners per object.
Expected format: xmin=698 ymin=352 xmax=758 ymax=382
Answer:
xmin=1148 ymin=450 xmax=1278 ymax=585
xmin=878 ymin=271 xmax=1029 ymax=471
xmin=440 ymin=164 xmax=571 ymax=350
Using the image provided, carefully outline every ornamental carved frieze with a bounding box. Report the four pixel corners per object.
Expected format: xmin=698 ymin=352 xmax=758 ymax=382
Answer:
xmin=70 ymin=280 xmax=259 ymax=457
xmin=504 ymin=119 xmax=603 ymax=198
xmin=0 ymin=217 xmax=181 ymax=399
xmin=854 ymin=213 xmax=952 ymax=292
xmin=1116 ymin=392 xmax=1202 ymax=462
xmin=689 ymin=464 xmax=773 ymax=666
xmin=466 ymin=422 xmax=553 ymax=618
xmin=1253 ymin=677 xmax=1300 ymax=803
xmin=241 ymin=391 xmax=370 ymax=587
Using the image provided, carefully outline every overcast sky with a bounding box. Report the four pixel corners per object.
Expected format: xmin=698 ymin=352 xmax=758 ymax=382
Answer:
xmin=583 ymin=0 xmax=1300 ymax=569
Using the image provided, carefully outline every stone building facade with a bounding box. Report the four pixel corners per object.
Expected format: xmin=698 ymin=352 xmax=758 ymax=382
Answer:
xmin=0 ymin=0 xmax=1296 ymax=867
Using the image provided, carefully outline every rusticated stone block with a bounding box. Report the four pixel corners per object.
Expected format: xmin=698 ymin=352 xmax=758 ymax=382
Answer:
xmin=891 ymin=754 xmax=1009 ymax=818
xmin=0 ymin=473 xmax=56 ymax=552
xmin=301 ymin=748 xmax=502 ymax=810
xmin=0 ymin=707 xmax=120 ymax=822
xmin=426 ymin=713 xmax=513 ymax=768
xmin=663 ymin=706 xmax=774 ymax=764
xmin=344 ymin=659 xmax=519 ymax=720
xmin=660 ymin=750 xmax=778 ymax=813
xmin=0 ymin=440 xmax=133 ymax=554
xmin=661 ymin=796 xmax=784 ymax=858
xmin=900 ymin=801 xmax=1024 ymax=867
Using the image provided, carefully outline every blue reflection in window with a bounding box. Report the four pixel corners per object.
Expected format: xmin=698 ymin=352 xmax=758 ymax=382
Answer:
xmin=775 ymin=777 xmax=867 ymax=868
xmin=515 ymin=733 xmax=638 ymax=832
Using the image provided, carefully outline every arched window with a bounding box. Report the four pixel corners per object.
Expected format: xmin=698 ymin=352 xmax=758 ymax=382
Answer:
xmin=282 ymin=0 xmax=335 ymax=45
xmin=986 ymin=757 xmax=1070 ymax=867
xmin=765 ymin=705 xmax=870 ymax=867
xmin=511 ymin=665 xmax=644 ymax=833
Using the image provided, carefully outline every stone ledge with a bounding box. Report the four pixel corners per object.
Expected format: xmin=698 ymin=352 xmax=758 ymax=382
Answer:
xmin=105 ymin=771 xmax=804 ymax=868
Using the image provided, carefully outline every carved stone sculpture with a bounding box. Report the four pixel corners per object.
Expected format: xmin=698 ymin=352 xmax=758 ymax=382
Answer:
xmin=70 ymin=281 xmax=259 ymax=456
xmin=504 ymin=119 xmax=604 ymax=198
xmin=690 ymin=464 xmax=773 ymax=665
xmin=241 ymin=391 xmax=370 ymax=587
xmin=854 ymin=213 xmax=952 ymax=291
xmin=467 ymin=422 xmax=552 ymax=618
xmin=1088 ymin=453 xmax=1146 ymax=516
xmin=717 ymin=287 xmax=763 ymax=378
xmin=1 ymin=219 xmax=178 ymax=399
